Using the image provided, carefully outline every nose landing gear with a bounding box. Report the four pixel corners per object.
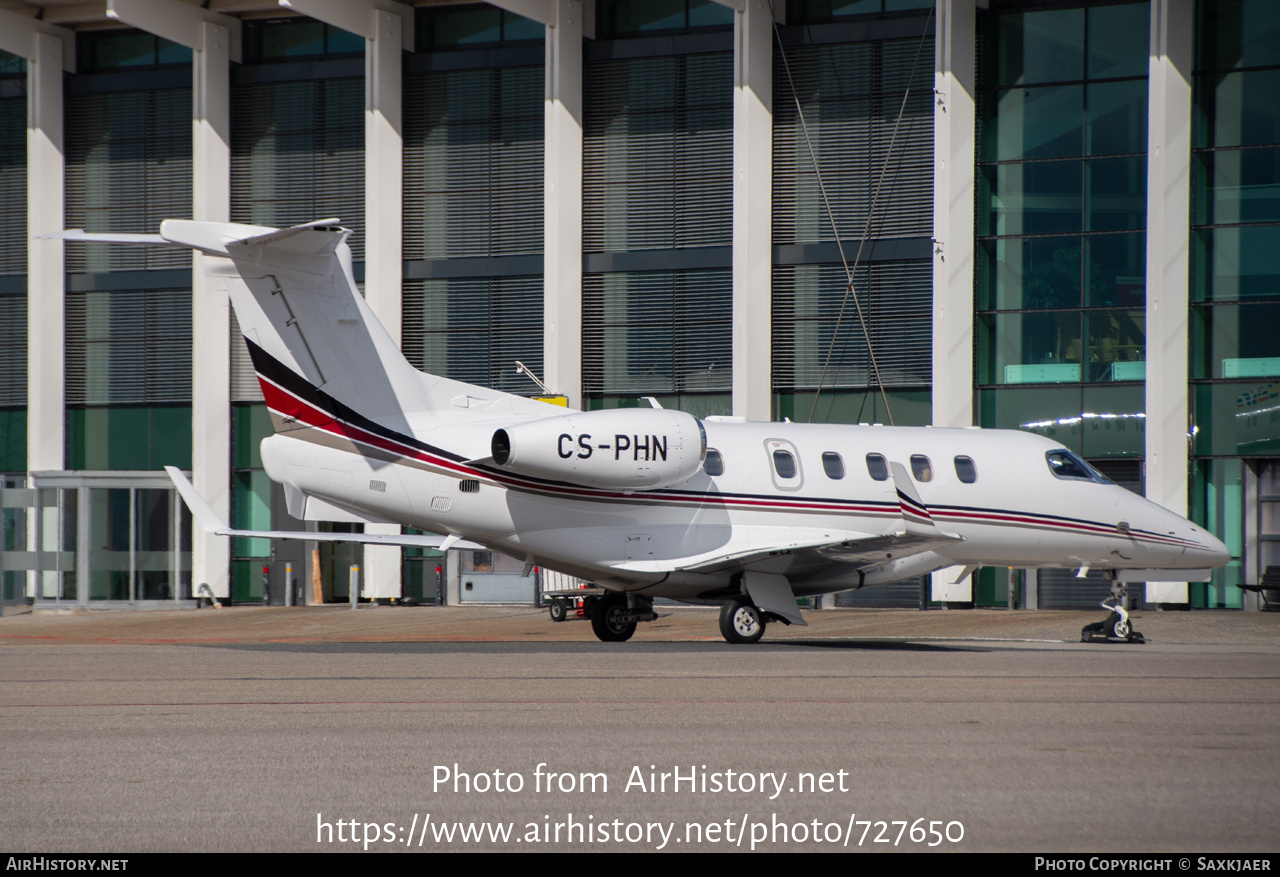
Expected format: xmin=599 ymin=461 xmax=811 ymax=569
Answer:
xmin=1081 ymin=580 xmax=1145 ymax=644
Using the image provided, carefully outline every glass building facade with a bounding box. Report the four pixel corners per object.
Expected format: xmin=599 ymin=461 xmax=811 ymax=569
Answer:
xmin=0 ymin=0 xmax=1273 ymax=610
xmin=976 ymin=2 xmax=1150 ymax=461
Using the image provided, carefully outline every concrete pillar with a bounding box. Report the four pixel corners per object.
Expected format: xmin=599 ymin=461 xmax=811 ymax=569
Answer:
xmin=107 ymin=0 xmax=242 ymax=599
xmin=24 ymin=28 xmax=70 ymax=475
xmin=3 ymin=15 xmax=74 ymax=601
xmin=543 ymin=0 xmax=584 ymax=409
xmin=931 ymin=0 xmax=977 ymax=428
xmin=192 ymin=22 xmax=233 ymax=599
xmin=359 ymin=8 xmax=406 ymax=600
xmin=1144 ymin=0 xmax=1193 ymax=605
xmin=730 ymin=0 xmax=773 ymax=422
xmin=279 ymin=0 xmax=412 ymax=600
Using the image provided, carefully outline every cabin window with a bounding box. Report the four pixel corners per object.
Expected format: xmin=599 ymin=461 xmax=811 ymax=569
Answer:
xmin=1046 ymin=449 xmax=1109 ymax=483
xmin=772 ymin=450 xmax=797 ymax=479
xmin=705 ymin=449 xmax=724 ymax=476
xmin=953 ymin=456 xmax=977 ymax=484
xmin=910 ymin=454 xmax=933 ymax=482
xmin=821 ymin=452 xmax=844 ymax=479
xmin=866 ymin=453 xmax=889 ymax=481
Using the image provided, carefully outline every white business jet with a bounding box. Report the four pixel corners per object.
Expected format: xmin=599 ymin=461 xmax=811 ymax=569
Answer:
xmin=55 ymin=220 xmax=1230 ymax=643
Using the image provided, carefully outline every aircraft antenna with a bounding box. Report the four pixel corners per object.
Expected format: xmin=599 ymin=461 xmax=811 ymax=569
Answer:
xmin=770 ymin=2 xmax=935 ymax=425
xmin=515 ymin=361 xmax=551 ymax=395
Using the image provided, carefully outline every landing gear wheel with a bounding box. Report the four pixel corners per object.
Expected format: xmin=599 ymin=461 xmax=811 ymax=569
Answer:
xmin=548 ymin=599 xmax=567 ymax=622
xmin=1111 ymin=616 xmax=1131 ymax=639
xmin=590 ymin=594 xmax=636 ymax=642
xmin=719 ymin=599 xmax=766 ymax=644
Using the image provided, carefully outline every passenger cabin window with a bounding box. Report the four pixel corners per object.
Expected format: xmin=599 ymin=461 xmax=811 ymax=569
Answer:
xmin=705 ymin=449 xmax=724 ymax=476
xmin=821 ymin=452 xmax=844 ymax=479
xmin=865 ymin=453 xmax=889 ymax=481
xmin=954 ymin=456 xmax=977 ymax=484
xmin=1046 ymin=449 xmax=1108 ymax=483
xmin=773 ymin=450 xmax=797 ymax=479
xmin=910 ymin=454 xmax=933 ymax=482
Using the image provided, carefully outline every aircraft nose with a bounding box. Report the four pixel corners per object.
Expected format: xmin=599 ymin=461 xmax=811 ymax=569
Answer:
xmin=1195 ymin=528 xmax=1231 ymax=568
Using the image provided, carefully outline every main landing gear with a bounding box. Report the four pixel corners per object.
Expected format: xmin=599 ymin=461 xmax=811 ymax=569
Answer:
xmin=719 ymin=597 xmax=766 ymax=644
xmin=589 ymin=593 xmax=657 ymax=643
xmin=1081 ymin=580 xmax=1145 ymax=644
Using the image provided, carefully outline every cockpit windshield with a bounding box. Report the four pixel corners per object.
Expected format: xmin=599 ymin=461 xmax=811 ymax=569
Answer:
xmin=1045 ymin=449 xmax=1112 ymax=484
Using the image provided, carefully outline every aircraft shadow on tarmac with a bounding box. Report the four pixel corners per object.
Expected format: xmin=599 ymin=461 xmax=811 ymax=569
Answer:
xmin=197 ymin=639 xmax=975 ymax=655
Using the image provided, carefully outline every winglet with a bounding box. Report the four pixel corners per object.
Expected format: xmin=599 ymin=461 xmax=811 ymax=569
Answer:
xmin=165 ymin=466 xmax=227 ymax=534
xmin=889 ymin=462 xmax=963 ymax=542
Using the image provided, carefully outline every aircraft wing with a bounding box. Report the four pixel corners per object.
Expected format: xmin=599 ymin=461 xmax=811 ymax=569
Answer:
xmin=610 ymin=461 xmax=963 ymax=576
xmin=165 ymin=467 xmax=483 ymax=550
xmin=608 ymin=526 xmax=960 ymax=576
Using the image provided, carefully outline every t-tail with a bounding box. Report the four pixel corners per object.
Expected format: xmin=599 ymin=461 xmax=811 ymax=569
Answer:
xmin=55 ymin=219 xmax=563 ymax=437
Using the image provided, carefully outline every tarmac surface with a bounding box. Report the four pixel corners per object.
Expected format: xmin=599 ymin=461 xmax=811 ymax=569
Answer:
xmin=1 ymin=603 xmax=1277 ymax=853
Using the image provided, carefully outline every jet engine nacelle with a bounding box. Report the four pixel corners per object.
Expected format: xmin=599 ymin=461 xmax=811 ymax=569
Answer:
xmin=491 ymin=408 xmax=706 ymax=490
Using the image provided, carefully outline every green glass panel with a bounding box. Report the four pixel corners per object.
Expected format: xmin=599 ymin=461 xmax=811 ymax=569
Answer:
xmin=79 ymin=32 xmax=156 ymax=71
xmin=1086 ymin=3 xmax=1150 ymax=81
xmin=1193 ymin=302 xmax=1280 ymax=379
xmin=1086 ymin=156 xmax=1147 ymax=231
xmin=1087 ymin=80 xmax=1148 ymax=157
xmin=502 ymin=12 xmax=546 ymax=41
xmin=1079 ymin=385 xmax=1144 ymax=457
xmin=1085 ymin=232 xmax=1146 ymax=307
xmin=1084 ymin=310 xmax=1145 ymax=383
xmin=978 ymin=312 xmax=1083 ymax=385
xmin=324 ymin=26 xmax=364 ymax=54
xmin=603 ymin=0 xmax=686 ymax=34
xmin=419 ymin=8 xmax=501 ymax=46
xmin=980 ymin=237 xmax=1083 ymax=310
xmin=1193 ymin=225 xmax=1280 ymax=302
xmin=231 ymin=559 xmax=265 ymax=603
xmin=1191 ymin=459 xmax=1243 ymax=609
xmin=884 ymin=0 xmax=933 ymax=9
xmin=246 ymin=20 xmax=325 ymax=60
xmin=0 ymin=408 xmax=25 ymax=473
xmin=232 ymin=471 xmax=272 ymax=559
xmin=156 ymin=39 xmax=192 ymax=66
xmin=977 ymin=386 xmax=1084 ymax=454
xmin=980 ymin=86 xmax=1083 ymax=162
xmin=0 ymin=51 xmax=25 ymax=75
xmin=688 ymin=0 xmax=735 ymax=26
xmin=233 ymin=403 xmax=272 ymax=470
xmin=984 ymin=9 xmax=1084 ymax=88
xmin=1197 ymin=70 xmax=1280 ymax=149
xmin=773 ymin=390 xmax=931 ymax=426
xmin=150 ymin=406 xmax=192 ymax=469
xmin=1197 ymin=0 xmax=1280 ymax=71
xmin=1196 ymin=147 xmax=1280 ymax=225
xmin=1193 ymin=381 xmax=1280 ymax=456
xmin=980 ymin=161 xmax=1082 ymax=236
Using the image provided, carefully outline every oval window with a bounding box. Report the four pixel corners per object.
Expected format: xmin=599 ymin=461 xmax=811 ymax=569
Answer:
xmin=910 ymin=454 xmax=933 ymax=482
xmin=822 ymin=452 xmax=845 ymax=480
xmin=865 ymin=453 xmax=889 ymax=481
xmin=705 ymin=449 xmax=724 ymax=476
xmin=954 ymin=455 xmax=977 ymax=484
xmin=773 ymin=450 xmax=797 ymax=479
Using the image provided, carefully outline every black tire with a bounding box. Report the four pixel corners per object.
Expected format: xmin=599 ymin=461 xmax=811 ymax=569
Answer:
xmin=719 ymin=599 xmax=766 ymax=644
xmin=590 ymin=594 xmax=636 ymax=642
xmin=548 ymin=599 xmax=567 ymax=622
xmin=1111 ymin=616 xmax=1131 ymax=639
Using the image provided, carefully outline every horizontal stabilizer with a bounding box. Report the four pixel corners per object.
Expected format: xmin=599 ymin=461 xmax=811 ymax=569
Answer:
xmin=42 ymin=230 xmax=179 ymax=246
xmin=165 ymin=467 xmax=482 ymax=550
